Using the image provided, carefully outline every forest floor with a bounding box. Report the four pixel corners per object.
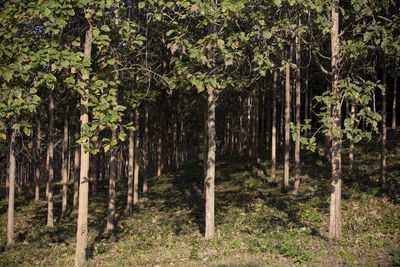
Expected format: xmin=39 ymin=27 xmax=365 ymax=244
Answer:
xmin=1 ymin=130 xmax=400 ymax=266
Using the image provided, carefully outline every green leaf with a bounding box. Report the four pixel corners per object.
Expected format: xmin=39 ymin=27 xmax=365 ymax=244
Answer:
xmin=138 ymin=2 xmax=145 ymax=9
xmin=101 ymin=25 xmax=110 ymax=32
xmin=354 ymin=134 xmax=362 ymax=143
xmin=23 ymin=127 xmax=31 ymax=136
xmin=107 ymin=58 xmax=115 ymax=65
xmin=93 ymin=29 xmax=100 ymax=38
xmin=3 ymin=70 xmax=12 ymax=81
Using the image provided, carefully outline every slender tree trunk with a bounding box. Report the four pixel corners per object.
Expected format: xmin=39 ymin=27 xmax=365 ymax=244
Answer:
xmin=47 ymin=89 xmax=54 ymax=227
xmin=61 ymin=105 xmax=69 ymax=219
xmin=205 ymin=85 xmax=216 ymax=239
xmin=380 ymin=65 xmax=387 ymax=189
xmin=293 ymin=24 xmax=301 ymax=195
xmin=393 ymin=74 xmax=397 ymax=128
xmin=157 ymin=123 xmax=162 ymax=176
xmin=35 ymin=117 xmax=41 ymax=201
xmin=92 ymin=137 xmax=99 ymax=192
xmin=271 ymin=69 xmax=278 ymax=180
xmin=7 ymin=122 xmax=16 ymax=246
xmin=134 ymin=108 xmax=140 ymax=206
xmin=73 ymin=122 xmax=80 ymax=211
xmin=127 ymin=110 xmax=134 ymax=214
xmin=284 ymin=48 xmax=291 ymax=191
xmin=107 ymin=128 xmax=117 ymax=232
xmin=349 ymin=101 xmax=355 ymax=172
xmin=239 ymin=95 xmax=243 ymax=156
xmin=304 ymin=70 xmax=309 ymax=137
xmin=143 ymin=103 xmax=149 ymax=193
xmin=75 ymin=22 xmax=93 ymax=267
xmin=247 ymin=95 xmax=252 ymax=158
xmin=329 ymin=0 xmax=342 ymax=239
xmin=254 ymin=91 xmax=259 ymax=159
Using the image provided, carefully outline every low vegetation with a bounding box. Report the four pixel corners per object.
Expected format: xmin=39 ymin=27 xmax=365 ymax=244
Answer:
xmin=1 ymin=131 xmax=399 ymax=266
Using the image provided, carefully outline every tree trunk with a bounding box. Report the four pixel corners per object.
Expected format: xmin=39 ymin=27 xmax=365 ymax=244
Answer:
xmin=349 ymin=101 xmax=355 ymax=172
xmin=247 ymin=95 xmax=252 ymax=158
xmin=61 ymin=105 xmax=69 ymax=219
xmin=380 ymin=65 xmax=387 ymax=189
xmin=329 ymin=0 xmax=342 ymax=239
xmin=205 ymin=85 xmax=216 ymax=239
xmin=73 ymin=121 xmax=80 ymax=211
xmin=284 ymin=49 xmax=291 ymax=191
xmin=35 ymin=117 xmax=41 ymax=201
xmin=157 ymin=114 xmax=162 ymax=176
xmin=393 ymin=74 xmax=397 ymax=128
xmin=271 ymin=69 xmax=277 ymax=180
xmin=134 ymin=108 xmax=140 ymax=206
xmin=107 ymin=128 xmax=117 ymax=232
xmin=293 ymin=24 xmax=301 ymax=195
xmin=143 ymin=103 xmax=149 ymax=193
xmin=239 ymin=95 xmax=243 ymax=156
xmin=7 ymin=122 xmax=16 ymax=246
xmin=127 ymin=110 xmax=134 ymax=214
xmin=47 ymin=89 xmax=54 ymax=227
xmin=75 ymin=22 xmax=93 ymax=267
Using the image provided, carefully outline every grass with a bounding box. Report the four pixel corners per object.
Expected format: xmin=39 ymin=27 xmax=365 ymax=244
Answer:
xmin=0 ymin=129 xmax=399 ymax=266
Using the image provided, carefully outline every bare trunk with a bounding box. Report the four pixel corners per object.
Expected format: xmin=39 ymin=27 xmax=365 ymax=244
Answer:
xmin=271 ymin=69 xmax=277 ymax=179
xmin=75 ymin=23 xmax=92 ymax=267
xmin=7 ymin=123 xmax=16 ymax=246
xmin=380 ymin=66 xmax=387 ymax=189
xmin=247 ymin=95 xmax=252 ymax=158
xmin=107 ymin=133 xmax=117 ymax=232
xmin=61 ymin=105 xmax=69 ymax=219
xmin=205 ymin=86 xmax=216 ymax=239
xmin=157 ymin=126 xmax=162 ymax=176
xmin=127 ymin=111 xmax=134 ymax=214
xmin=35 ymin=117 xmax=41 ymax=201
xmin=349 ymin=101 xmax=355 ymax=172
xmin=134 ymin=108 xmax=140 ymax=206
xmin=143 ymin=103 xmax=148 ymax=193
xmin=47 ymin=89 xmax=54 ymax=227
xmin=304 ymin=70 xmax=309 ymax=137
xmin=239 ymin=95 xmax=243 ymax=156
xmin=284 ymin=50 xmax=291 ymax=191
xmin=329 ymin=0 xmax=342 ymax=239
xmin=73 ymin=122 xmax=80 ymax=211
xmin=393 ymin=74 xmax=397 ymax=128
xmin=293 ymin=25 xmax=301 ymax=195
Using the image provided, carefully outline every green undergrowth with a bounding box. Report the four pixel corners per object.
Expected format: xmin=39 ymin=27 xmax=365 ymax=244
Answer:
xmin=0 ymin=130 xmax=400 ymax=266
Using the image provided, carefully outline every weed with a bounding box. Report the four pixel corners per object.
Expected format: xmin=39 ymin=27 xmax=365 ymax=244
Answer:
xmin=279 ymin=240 xmax=313 ymax=264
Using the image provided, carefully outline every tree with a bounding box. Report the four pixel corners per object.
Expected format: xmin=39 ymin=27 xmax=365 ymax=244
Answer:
xmin=75 ymin=18 xmax=93 ymax=267
xmin=328 ymin=0 xmax=342 ymax=239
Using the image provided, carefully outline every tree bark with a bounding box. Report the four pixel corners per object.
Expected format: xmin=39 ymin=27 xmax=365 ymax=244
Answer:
xmin=393 ymin=74 xmax=397 ymax=128
xmin=205 ymin=86 xmax=216 ymax=239
xmin=380 ymin=65 xmax=387 ymax=189
xmin=134 ymin=108 xmax=140 ymax=206
xmin=7 ymin=122 xmax=16 ymax=246
xmin=293 ymin=24 xmax=301 ymax=195
xmin=61 ymin=105 xmax=69 ymax=219
xmin=143 ymin=103 xmax=149 ymax=193
xmin=34 ymin=116 xmax=41 ymax=201
xmin=47 ymin=89 xmax=54 ymax=227
xmin=107 ymin=128 xmax=117 ymax=232
xmin=271 ymin=69 xmax=278 ymax=180
xmin=349 ymin=101 xmax=355 ymax=172
xmin=127 ymin=110 xmax=134 ymax=214
xmin=73 ymin=121 xmax=80 ymax=211
xmin=75 ymin=22 xmax=93 ymax=267
xmin=284 ymin=48 xmax=291 ymax=191
xmin=329 ymin=0 xmax=342 ymax=239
